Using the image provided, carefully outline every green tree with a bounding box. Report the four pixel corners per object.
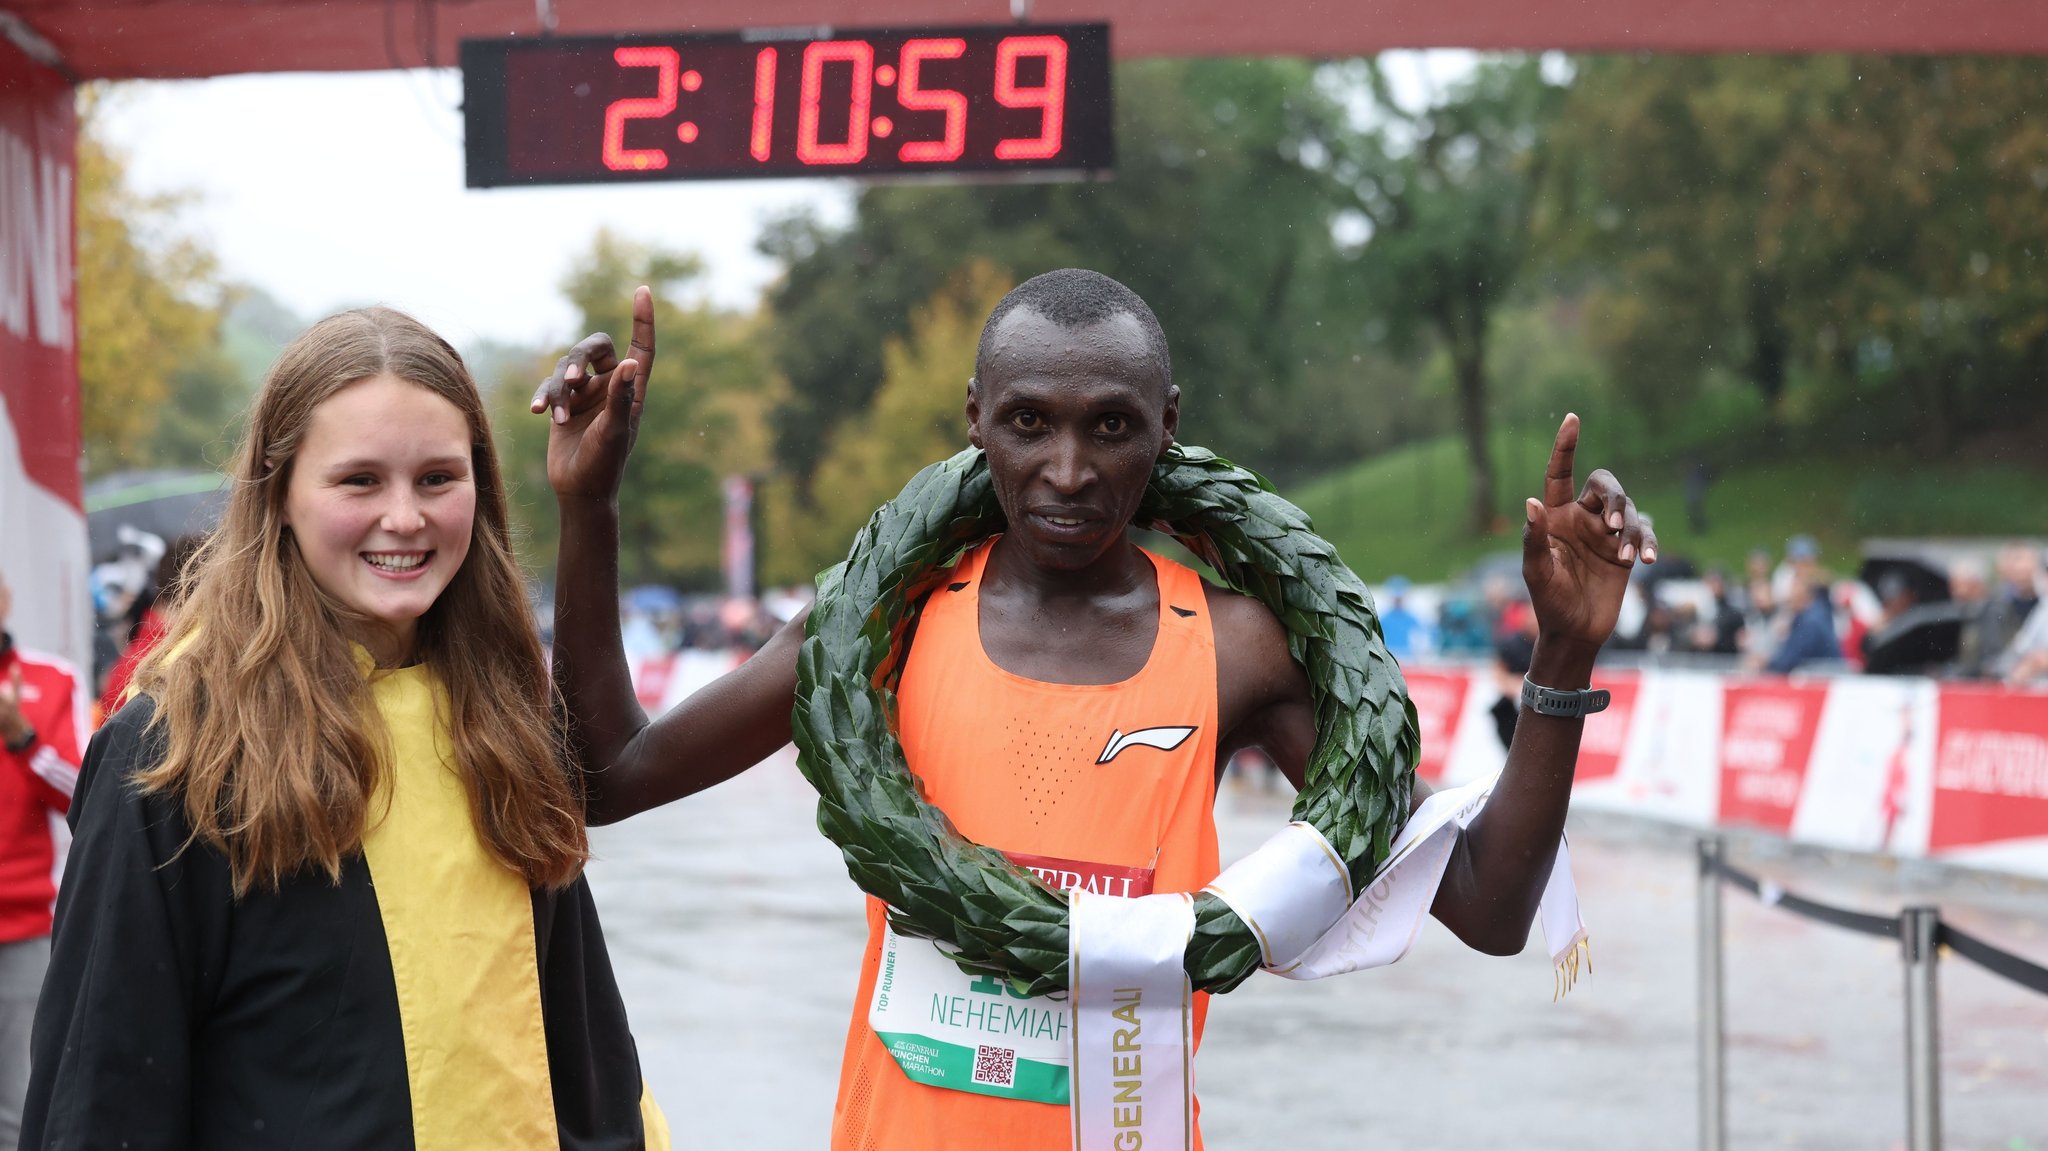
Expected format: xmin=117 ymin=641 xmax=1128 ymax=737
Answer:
xmin=1324 ymin=57 xmax=1563 ymax=533
xmin=75 ymin=86 xmax=240 ymax=475
xmin=762 ymin=264 xmax=1011 ymax=583
xmin=491 ymin=231 xmax=782 ymax=588
xmin=761 ymin=58 xmax=1362 ymax=497
xmin=1548 ymin=55 xmax=2048 ymax=456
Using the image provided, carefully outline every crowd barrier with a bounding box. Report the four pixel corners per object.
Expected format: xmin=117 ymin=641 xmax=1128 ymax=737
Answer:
xmin=1695 ymin=837 xmax=2047 ymax=1151
xmin=625 ymin=651 xmax=2048 ymax=881
xmin=1405 ymin=664 xmax=2048 ymax=881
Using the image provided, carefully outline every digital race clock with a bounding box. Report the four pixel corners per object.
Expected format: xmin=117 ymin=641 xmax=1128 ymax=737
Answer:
xmin=461 ymin=24 xmax=1112 ymax=187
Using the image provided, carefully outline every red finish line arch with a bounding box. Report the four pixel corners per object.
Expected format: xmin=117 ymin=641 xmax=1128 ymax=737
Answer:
xmin=8 ymin=0 xmax=2048 ymax=81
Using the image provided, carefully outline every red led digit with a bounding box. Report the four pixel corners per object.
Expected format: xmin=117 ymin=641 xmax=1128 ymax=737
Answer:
xmin=895 ymin=38 xmax=967 ymax=163
xmin=603 ymin=46 xmax=680 ymax=171
xmin=796 ymin=40 xmax=875 ymax=165
xmin=993 ymin=35 xmax=1068 ymax=161
xmin=751 ymin=47 xmax=777 ymax=161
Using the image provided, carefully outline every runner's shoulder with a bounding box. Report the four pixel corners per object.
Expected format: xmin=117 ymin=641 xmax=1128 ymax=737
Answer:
xmin=1199 ymin=580 xmax=1293 ymax=668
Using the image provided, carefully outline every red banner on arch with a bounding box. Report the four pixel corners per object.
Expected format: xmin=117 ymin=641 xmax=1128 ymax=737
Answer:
xmin=0 ymin=34 xmax=80 ymax=511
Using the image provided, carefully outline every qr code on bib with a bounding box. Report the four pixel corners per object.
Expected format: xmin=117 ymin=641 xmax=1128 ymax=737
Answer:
xmin=972 ymin=1044 xmax=1018 ymax=1088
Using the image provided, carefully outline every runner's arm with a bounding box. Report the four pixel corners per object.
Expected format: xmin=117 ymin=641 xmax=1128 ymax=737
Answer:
xmin=538 ymin=289 xmax=803 ymax=825
xmin=1214 ymin=415 xmax=1652 ymax=955
xmin=1430 ymin=414 xmax=1656 ymax=951
xmin=554 ymin=493 xmax=803 ymax=824
xmin=1213 ymin=596 xmax=1571 ymax=956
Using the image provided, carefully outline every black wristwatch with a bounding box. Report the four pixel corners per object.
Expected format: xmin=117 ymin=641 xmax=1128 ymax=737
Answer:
xmin=1520 ymin=677 xmax=1610 ymax=719
xmin=4 ymin=725 xmax=35 ymax=754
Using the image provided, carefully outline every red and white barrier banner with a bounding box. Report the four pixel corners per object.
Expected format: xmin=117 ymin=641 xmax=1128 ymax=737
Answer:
xmin=1409 ymin=664 xmax=2048 ymax=880
xmin=1404 ymin=669 xmax=1469 ymax=784
xmin=1574 ymin=670 xmax=1640 ymax=786
xmin=1717 ymin=682 xmax=1829 ymax=834
xmin=1927 ymin=686 xmax=2048 ymax=872
xmin=628 ymin=648 xmax=748 ymax=714
xmin=0 ymin=37 xmax=88 ymax=674
xmin=624 ymin=649 xmax=2048 ymax=880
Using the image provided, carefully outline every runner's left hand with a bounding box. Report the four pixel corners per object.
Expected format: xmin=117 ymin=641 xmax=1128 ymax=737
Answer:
xmin=1520 ymin=413 xmax=1656 ymax=653
xmin=532 ymin=285 xmax=654 ymax=503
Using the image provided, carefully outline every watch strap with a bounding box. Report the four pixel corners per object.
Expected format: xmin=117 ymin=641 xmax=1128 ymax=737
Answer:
xmin=4 ymin=725 xmax=36 ymax=754
xmin=1521 ymin=678 xmax=1610 ymax=719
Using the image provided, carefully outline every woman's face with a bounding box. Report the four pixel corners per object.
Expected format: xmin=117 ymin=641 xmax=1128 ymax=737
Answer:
xmin=282 ymin=373 xmax=476 ymax=666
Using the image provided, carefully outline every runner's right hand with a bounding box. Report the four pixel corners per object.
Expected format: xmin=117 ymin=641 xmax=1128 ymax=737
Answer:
xmin=533 ymin=285 xmax=655 ymax=502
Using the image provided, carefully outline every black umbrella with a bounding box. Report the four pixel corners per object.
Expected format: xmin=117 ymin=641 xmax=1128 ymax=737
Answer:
xmin=1862 ymin=600 xmax=1970 ymax=675
xmin=85 ymin=470 xmax=228 ymax=562
xmin=1857 ymin=555 xmax=1952 ymax=606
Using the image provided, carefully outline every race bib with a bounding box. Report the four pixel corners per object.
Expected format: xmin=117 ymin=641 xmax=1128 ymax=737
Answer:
xmin=868 ymin=854 xmax=1154 ymax=1104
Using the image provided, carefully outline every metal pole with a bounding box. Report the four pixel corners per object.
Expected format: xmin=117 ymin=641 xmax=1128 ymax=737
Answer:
xmin=1697 ymin=837 xmax=1726 ymax=1151
xmin=1901 ymin=906 xmax=1943 ymax=1151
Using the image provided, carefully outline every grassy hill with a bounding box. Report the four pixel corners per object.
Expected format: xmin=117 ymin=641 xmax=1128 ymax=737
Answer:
xmin=1282 ymin=430 xmax=2048 ymax=584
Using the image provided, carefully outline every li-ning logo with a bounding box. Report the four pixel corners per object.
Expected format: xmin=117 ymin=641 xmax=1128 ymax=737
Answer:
xmin=1095 ymin=726 xmax=1198 ymax=765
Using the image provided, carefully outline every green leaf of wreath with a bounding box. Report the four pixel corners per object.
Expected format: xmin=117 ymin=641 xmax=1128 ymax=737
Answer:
xmin=793 ymin=444 xmax=1419 ymax=997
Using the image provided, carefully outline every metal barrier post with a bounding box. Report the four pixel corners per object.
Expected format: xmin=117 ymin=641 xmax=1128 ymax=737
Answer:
xmin=1901 ymin=906 xmax=1942 ymax=1151
xmin=1698 ymin=837 xmax=1726 ymax=1151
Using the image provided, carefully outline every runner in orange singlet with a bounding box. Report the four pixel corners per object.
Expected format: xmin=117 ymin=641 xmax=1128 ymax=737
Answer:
xmin=537 ymin=269 xmax=1659 ymax=1148
xmin=831 ymin=538 xmax=1220 ymax=1147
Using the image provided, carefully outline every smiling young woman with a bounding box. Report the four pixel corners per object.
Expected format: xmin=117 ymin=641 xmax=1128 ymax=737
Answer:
xmin=24 ymin=308 xmax=667 ymax=1151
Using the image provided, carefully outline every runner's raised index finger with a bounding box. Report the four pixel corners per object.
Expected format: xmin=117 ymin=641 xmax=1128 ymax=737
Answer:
xmin=625 ymin=285 xmax=656 ymax=373
xmin=1543 ymin=413 xmax=1581 ymax=508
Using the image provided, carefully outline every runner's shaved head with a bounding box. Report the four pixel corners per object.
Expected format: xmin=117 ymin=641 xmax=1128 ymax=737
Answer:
xmin=975 ymin=269 xmax=1172 ymax=394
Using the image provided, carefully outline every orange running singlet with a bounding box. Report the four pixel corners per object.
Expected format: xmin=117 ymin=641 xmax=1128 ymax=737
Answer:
xmin=829 ymin=538 xmax=1221 ymax=1151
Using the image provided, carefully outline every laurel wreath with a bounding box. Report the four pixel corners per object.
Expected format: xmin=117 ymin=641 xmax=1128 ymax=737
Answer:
xmin=790 ymin=444 xmax=1418 ymax=997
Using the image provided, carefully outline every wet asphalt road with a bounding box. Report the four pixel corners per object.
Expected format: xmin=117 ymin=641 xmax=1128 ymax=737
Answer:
xmin=587 ymin=750 xmax=2048 ymax=1150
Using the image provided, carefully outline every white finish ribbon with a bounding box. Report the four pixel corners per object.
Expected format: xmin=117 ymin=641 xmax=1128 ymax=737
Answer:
xmin=1068 ymin=891 xmax=1195 ymax=1151
xmin=1272 ymin=769 xmax=1585 ymax=981
xmin=1064 ymin=772 xmax=1588 ymax=1150
xmin=1201 ymin=821 xmax=1353 ymax=969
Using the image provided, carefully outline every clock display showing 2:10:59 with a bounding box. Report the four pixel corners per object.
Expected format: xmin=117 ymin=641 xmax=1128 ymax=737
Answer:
xmin=461 ymin=24 xmax=1114 ymax=187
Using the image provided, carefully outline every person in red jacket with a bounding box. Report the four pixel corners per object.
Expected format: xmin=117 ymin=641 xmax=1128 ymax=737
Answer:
xmin=98 ymin=534 xmax=204 ymax=720
xmin=0 ymin=563 xmax=85 ymax=1147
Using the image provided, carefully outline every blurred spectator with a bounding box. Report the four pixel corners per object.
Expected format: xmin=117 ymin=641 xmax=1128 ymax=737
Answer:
xmin=1689 ymin=568 xmax=1746 ymax=655
xmin=1639 ymin=600 xmax=1679 ymax=654
xmin=1851 ymin=569 xmax=1957 ymax=675
xmin=1771 ymin=534 xmax=1822 ymax=604
xmin=1490 ymin=602 xmax=1538 ymax=748
xmin=1604 ymin=581 xmax=1652 ymax=651
xmin=1872 ymin=571 xmax=1921 ymax=626
xmin=88 ymin=526 xmax=168 ymax=689
xmin=1667 ymin=602 xmax=1703 ymax=653
xmin=1762 ymin=572 xmax=1841 ymax=674
xmin=1481 ymin=573 xmax=1516 ymax=641
xmin=99 ymin=535 xmax=204 ymax=719
xmin=1434 ymin=599 xmax=1492 ymax=656
xmin=1995 ymin=598 xmax=2048 ymax=686
xmin=1948 ymin=559 xmax=1994 ymax=676
xmin=0 ymin=563 xmax=84 ymax=1145
xmin=1377 ymin=576 xmax=1435 ymax=660
xmin=1847 ymin=571 xmax=1916 ymax=669
xmin=1742 ymin=548 xmax=1779 ymax=664
xmin=1836 ymin=582 xmax=1871 ymax=671
xmin=1977 ymin=545 xmax=2044 ymax=663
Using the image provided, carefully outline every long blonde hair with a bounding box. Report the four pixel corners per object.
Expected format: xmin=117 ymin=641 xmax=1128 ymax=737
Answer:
xmin=136 ymin=306 xmax=587 ymax=893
